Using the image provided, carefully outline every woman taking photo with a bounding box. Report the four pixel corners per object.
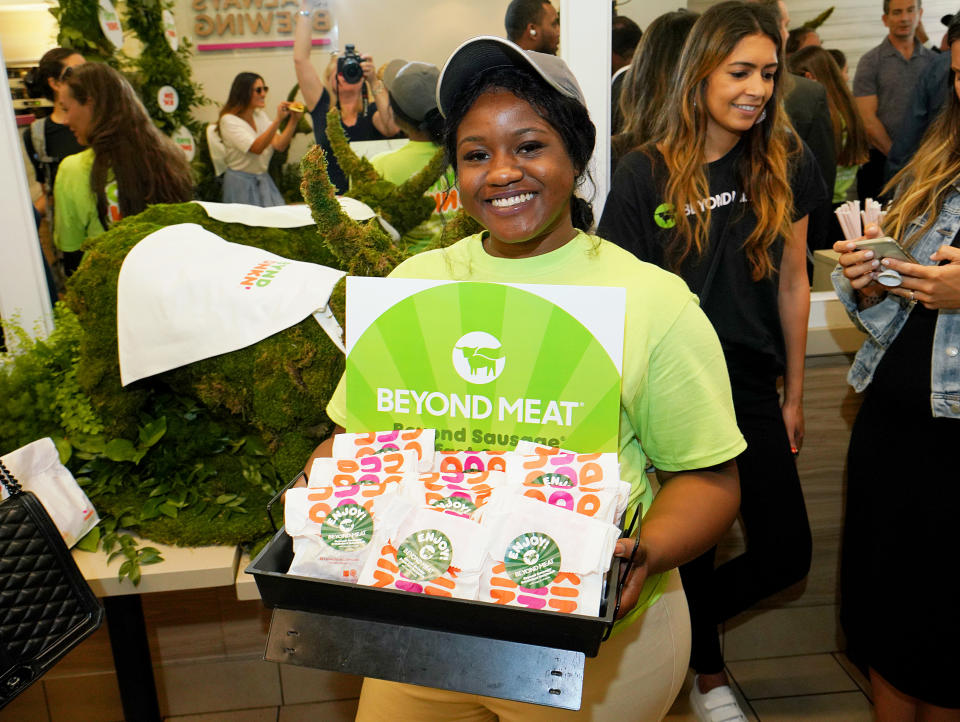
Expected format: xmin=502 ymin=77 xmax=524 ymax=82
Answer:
xmin=832 ymin=18 xmax=960 ymax=721
xmin=293 ymin=5 xmax=399 ymax=193
xmin=55 ymin=63 xmax=192 ymax=273
xmin=598 ymin=4 xmax=823 ymax=720
xmin=788 ymin=46 xmax=869 ymax=206
xmin=306 ymin=35 xmax=746 ymax=721
xmin=218 ymin=72 xmax=302 ymax=206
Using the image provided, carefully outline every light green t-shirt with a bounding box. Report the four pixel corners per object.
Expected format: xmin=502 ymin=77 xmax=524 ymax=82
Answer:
xmin=53 ymin=148 xmax=117 ymax=253
xmin=370 ymin=140 xmax=459 ymax=252
xmin=326 ymin=231 xmax=746 ymax=624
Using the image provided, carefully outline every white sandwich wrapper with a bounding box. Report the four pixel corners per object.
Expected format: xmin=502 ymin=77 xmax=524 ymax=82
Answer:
xmin=332 ymin=429 xmax=436 ymax=473
xmin=357 ymin=495 xmax=489 ymax=601
xmin=478 ymin=494 xmax=621 ymax=616
xmin=308 ymin=451 xmax=420 ymax=486
xmin=284 ymin=482 xmax=399 ymax=583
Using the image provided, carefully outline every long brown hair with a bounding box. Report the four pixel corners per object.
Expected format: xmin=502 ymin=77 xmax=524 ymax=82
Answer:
xmin=613 ymin=10 xmax=699 ymax=162
xmin=219 ymin=71 xmax=261 ymax=120
xmin=64 ymin=63 xmax=193 ymax=225
xmin=654 ymin=1 xmax=799 ymax=280
xmin=788 ymin=46 xmax=869 ymax=166
xmin=883 ymin=22 xmax=960 ymax=247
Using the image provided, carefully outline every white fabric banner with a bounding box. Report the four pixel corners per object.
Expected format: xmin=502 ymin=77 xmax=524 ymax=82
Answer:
xmin=117 ymin=223 xmax=346 ymax=385
xmin=192 ymin=198 xmax=378 ymax=227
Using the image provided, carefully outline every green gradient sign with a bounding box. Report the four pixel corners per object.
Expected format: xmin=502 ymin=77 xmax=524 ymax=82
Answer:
xmin=345 ymin=279 xmax=624 ymax=452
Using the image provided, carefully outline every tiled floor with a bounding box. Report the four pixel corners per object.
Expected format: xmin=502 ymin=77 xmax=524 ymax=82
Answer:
xmin=157 ymin=654 xmax=874 ymax=721
xmin=665 ymin=653 xmax=873 ymax=722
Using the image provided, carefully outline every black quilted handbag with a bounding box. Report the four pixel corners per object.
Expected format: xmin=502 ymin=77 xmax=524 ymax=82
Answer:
xmin=0 ymin=459 xmax=103 ymax=708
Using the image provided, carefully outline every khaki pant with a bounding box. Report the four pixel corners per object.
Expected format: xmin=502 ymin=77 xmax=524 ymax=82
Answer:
xmin=355 ymin=569 xmax=691 ymax=722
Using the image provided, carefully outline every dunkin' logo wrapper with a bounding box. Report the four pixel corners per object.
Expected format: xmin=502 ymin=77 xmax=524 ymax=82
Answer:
xmin=508 ymin=443 xmax=627 ymax=523
xmin=357 ymin=496 xmax=487 ymax=600
xmin=308 ymin=453 xmax=418 ymax=487
xmin=284 ymin=482 xmax=399 ymax=582
xmin=479 ymin=494 xmax=620 ymax=615
xmin=433 ymin=450 xmax=510 ymax=474
xmin=399 ymin=470 xmax=506 ymax=518
xmin=333 ymin=429 xmax=436 ymax=472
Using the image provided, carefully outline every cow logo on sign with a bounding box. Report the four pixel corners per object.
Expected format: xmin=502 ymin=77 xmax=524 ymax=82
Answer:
xmin=452 ymin=331 xmax=505 ymax=385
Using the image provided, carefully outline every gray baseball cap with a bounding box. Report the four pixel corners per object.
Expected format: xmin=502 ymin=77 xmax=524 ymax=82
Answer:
xmin=436 ymin=35 xmax=585 ymax=118
xmin=382 ymin=59 xmax=440 ymax=122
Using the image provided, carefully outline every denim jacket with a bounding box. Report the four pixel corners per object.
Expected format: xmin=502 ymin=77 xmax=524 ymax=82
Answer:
xmin=831 ymin=188 xmax=960 ymax=418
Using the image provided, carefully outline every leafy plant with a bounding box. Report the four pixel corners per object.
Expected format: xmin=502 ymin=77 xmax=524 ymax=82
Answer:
xmin=51 ymin=0 xmax=123 ymax=66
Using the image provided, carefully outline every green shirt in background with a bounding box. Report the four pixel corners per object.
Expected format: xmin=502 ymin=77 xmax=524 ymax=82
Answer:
xmin=326 ymin=231 xmax=746 ymax=626
xmin=370 ymin=141 xmax=460 ymax=252
xmin=53 ymin=148 xmax=117 ymax=253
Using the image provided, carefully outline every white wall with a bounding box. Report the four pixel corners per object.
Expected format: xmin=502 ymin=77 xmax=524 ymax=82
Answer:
xmin=0 ymin=40 xmax=54 ymax=346
xmin=615 ymin=0 xmax=692 ymax=29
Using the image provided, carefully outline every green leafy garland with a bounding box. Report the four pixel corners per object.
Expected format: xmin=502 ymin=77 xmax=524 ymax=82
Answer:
xmin=51 ymin=0 xmax=123 ymax=66
xmin=123 ymin=0 xmax=207 ymax=136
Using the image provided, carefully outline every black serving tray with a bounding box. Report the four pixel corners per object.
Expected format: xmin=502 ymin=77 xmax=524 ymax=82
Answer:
xmin=246 ymin=527 xmax=620 ymax=657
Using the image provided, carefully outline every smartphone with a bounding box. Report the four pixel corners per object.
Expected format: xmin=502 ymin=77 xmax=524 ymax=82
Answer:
xmin=853 ymin=236 xmax=918 ymax=264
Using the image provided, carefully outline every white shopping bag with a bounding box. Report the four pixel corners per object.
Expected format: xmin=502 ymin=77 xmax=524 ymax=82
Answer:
xmin=0 ymin=438 xmax=99 ymax=548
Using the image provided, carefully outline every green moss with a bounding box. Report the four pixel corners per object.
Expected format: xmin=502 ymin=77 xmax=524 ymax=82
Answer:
xmin=1 ymin=149 xmax=476 ymax=580
xmin=324 ymin=108 xmax=447 ymax=237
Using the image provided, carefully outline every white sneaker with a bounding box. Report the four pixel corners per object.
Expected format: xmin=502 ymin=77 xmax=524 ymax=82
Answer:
xmin=688 ymin=676 xmax=748 ymax=722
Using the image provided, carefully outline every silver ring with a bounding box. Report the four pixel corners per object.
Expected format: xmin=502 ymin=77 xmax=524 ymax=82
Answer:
xmin=910 ymin=290 xmax=916 ymax=301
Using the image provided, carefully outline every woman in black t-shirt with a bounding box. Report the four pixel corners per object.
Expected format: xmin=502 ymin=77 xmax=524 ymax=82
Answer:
xmin=598 ymin=4 xmax=824 ymax=721
xmin=292 ymin=4 xmax=399 ymax=193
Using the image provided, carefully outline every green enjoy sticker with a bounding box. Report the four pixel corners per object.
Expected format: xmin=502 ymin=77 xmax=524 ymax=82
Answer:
xmin=320 ymin=503 xmax=373 ymax=552
xmin=530 ymin=473 xmax=574 ymax=487
xmin=430 ymin=496 xmax=477 ymax=515
xmin=504 ymin=532 xmax=561 ymax=589
xmin=397 ymin=529 xmax=452 ymax=581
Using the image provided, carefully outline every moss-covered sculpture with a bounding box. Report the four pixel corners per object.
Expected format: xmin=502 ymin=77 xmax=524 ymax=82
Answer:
xmin=0 ymin=133 xmax=480 ymax=580
xmin=325 ymin=107 xmax=449 ymax=238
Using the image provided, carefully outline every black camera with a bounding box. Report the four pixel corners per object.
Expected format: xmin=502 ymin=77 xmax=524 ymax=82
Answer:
xmin=337 ymin=44 xmax=364 ymax=84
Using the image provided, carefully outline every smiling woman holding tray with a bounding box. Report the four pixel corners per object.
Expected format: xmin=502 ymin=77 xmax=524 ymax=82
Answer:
xmin=306 ymin=36 xmax=746 ymax=721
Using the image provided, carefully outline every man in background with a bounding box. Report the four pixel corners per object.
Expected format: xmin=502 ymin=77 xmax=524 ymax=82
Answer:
xmin=854 ymin=0 xmax=934 ymax=199
xmin=504 ymin=0 xmax=560 ymax=55
xmin=885 ymin=10 xmax=958 ymax=180
xmin=611 ymin=15 xmax=643 ymax=134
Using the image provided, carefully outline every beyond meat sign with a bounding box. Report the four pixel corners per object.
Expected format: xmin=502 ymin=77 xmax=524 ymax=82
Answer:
xmin=344 ymin=278 xmax=625 ymax=453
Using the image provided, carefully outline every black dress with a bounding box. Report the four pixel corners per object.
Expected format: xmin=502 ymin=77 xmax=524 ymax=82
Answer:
xmin=841 ymin=274 xmax=960 ymax=708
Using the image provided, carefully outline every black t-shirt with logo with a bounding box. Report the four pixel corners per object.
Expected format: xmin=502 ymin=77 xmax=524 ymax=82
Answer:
xmin=597 ymin=138 xmax=825 ymax=375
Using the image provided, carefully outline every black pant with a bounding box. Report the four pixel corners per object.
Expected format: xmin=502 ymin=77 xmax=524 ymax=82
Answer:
xmin=679 ymin=365 xmax=812 ymax=674
xmin=856 ymin=148 xmax=888 ymax=204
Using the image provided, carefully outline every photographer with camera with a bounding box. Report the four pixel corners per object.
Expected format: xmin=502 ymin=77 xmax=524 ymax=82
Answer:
xmin=294 ymin=5 xmax=399 ymax=193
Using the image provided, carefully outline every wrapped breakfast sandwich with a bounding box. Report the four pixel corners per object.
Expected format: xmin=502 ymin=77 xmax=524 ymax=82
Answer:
xmin=508 ymin=442 xmax=628 ymax=523
xmin=308 ymin=454 xmax=418 ymax=487
xmin=479 ymin=494 xmax=621 ymax=615
xmin=433 ymin=450 xmax=510 ymax=474
xmin=284 ymin=481 xmax=399 ymax=582
xmin=400 ymin=470 xmax=506 ymax=518
xmin=333 ymin=429 xmax=436 ymax=472
xmin=357 ymin=496 xmax=488 ymax=600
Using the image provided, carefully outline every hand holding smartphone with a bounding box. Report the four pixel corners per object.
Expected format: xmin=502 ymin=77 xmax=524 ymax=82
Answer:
xmin=853 ymin=237 xmax=917 ymax=287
